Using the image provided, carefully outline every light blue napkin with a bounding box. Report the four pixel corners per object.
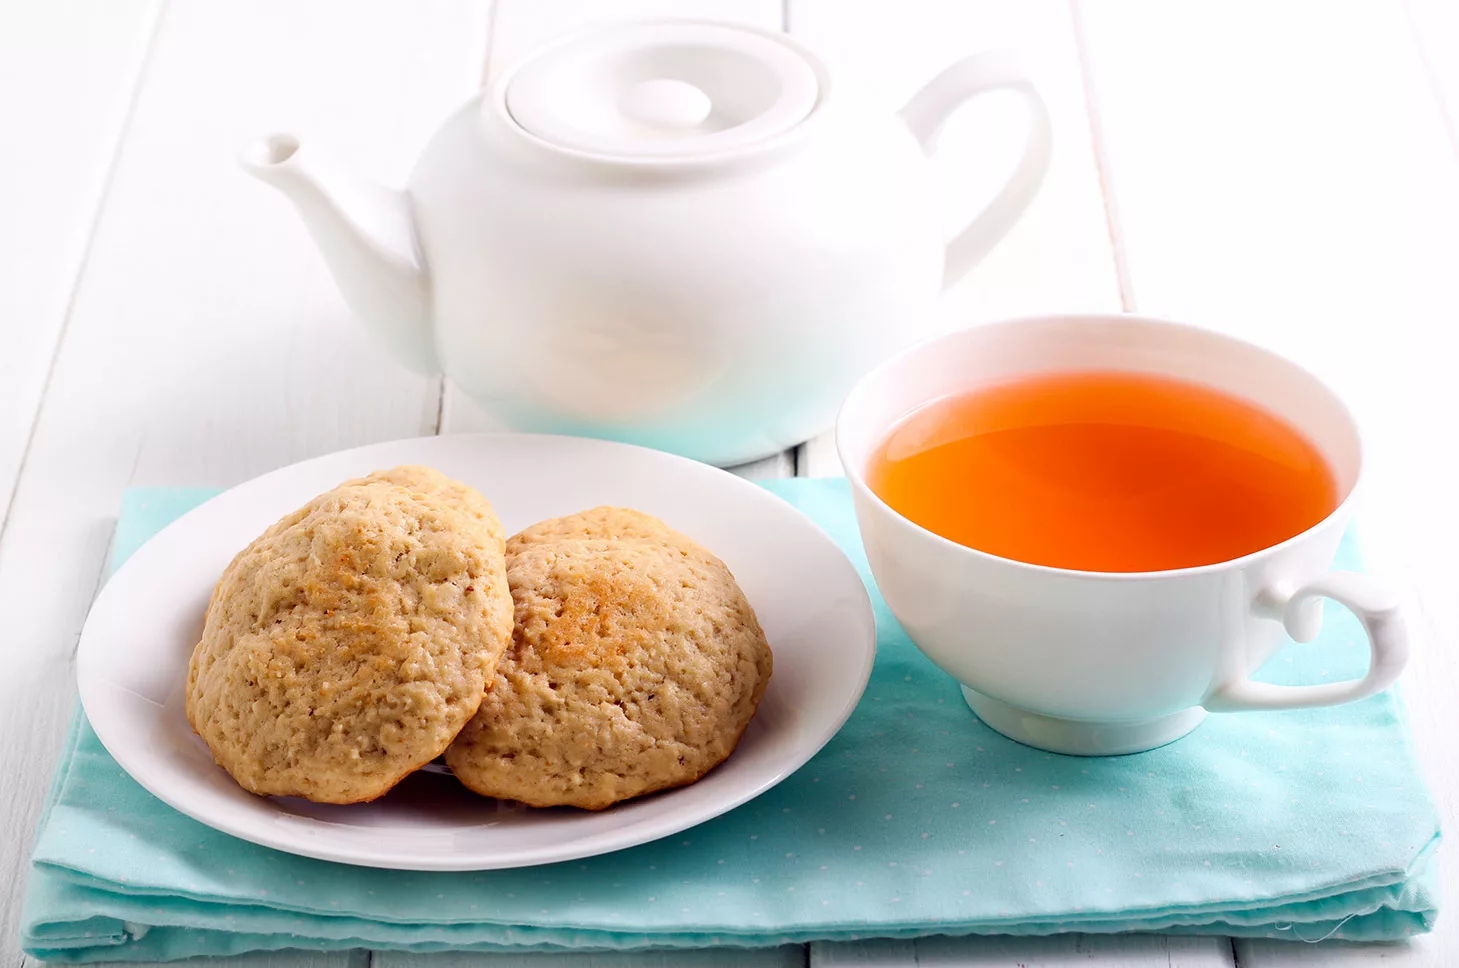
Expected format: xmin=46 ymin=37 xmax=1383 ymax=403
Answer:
xmin=23 ymin=480 xmax=1439 ymax=961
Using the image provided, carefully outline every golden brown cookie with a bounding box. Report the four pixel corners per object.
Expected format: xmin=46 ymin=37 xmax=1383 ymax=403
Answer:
xmin=445 ymin=508 xmax=773 ymax=809
xmin=345 ymin=465 xmax=504 ymax=538
xmin=186 ymin=467 xmax=513 ymax=803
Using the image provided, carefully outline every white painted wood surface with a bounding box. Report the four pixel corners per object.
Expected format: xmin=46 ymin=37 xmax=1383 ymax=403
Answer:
xmin=811 ymin=936 xmax=1233 ymax=967
xmin=1076 ymin=3 xmax=1459 ymax=963
xmin=0 ymin=0 xmax=162 ymax=527
xmin=375 ymin=949 xmax=807 ymax=968
xmin=2 ymin=1 xmax=1452 ymax=966
xmin=0 ymin=3 xmax=488 ymax=968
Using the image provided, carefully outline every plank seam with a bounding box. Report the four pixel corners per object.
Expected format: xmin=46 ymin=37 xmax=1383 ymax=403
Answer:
xmin=0 ymin=0 xmax=169 ymax=547
xmin=1399 ymin=0 xmax=1459 ymax=165
xmin=1067 ymin=0 xmax=1136 ymax=313
xmin=69 ymin=525 xmax=118 ymax=662
xmin=432 ymin=375 xmax=446 ymax=435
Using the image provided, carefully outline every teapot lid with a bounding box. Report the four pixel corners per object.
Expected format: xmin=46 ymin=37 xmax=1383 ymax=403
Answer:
xmin=502 ymin=22 xmax=823 ymax=160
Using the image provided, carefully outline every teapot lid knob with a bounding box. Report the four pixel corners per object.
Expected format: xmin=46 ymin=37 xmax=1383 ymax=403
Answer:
xmin=501 ymin=21 xmax=823 ymax=161
xmin=619 ymin=79 xmax=714 ymax=132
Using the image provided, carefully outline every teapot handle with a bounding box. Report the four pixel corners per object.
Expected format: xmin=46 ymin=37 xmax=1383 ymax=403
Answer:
xmin=898 ymin=50 xmax=1053 ymax=290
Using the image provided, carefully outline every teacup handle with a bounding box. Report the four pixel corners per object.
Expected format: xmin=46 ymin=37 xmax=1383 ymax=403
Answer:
xmin=897 ymin=49 xmax=1053 ymax=290
xmin=1204 ymin=572 xmax=1410 ymax=712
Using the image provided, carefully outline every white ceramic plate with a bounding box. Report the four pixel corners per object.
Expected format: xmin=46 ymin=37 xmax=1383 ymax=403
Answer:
xmin=76 ymin=434 xmax=875 ymax=871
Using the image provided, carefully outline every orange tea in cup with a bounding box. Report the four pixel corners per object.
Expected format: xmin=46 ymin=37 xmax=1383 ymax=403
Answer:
xmin=867 ymin=370 xmax=1339 ymax=572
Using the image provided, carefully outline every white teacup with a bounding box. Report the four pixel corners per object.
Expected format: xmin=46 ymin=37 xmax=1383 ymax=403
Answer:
xmin=836 ymin=314 xmax=1408 ymax=755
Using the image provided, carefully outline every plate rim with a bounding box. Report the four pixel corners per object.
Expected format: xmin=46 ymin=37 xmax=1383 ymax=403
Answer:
xmin=76 ymin=432 xmax=877 ymax=870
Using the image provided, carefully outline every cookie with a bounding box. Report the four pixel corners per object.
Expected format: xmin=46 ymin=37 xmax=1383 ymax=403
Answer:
xmin=186 ymin=467 xmax=513 ymax=803
xmin=345 ymin=465 xmax=504 ymax=537
xmin=505 ymin=504 xmax=676 ymax=548
xmin=445 ymin=508 xmax=773 ymax=809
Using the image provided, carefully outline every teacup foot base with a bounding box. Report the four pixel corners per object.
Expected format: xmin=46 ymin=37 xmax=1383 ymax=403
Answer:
xmin=960 ymin=686 xmax=1207 ymax=756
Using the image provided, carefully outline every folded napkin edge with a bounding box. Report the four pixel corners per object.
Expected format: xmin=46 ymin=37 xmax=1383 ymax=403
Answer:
xmin=22 ymin=900 xmax=1435 ymax=961
xmin=30 ymin=835 xmax=1436 ymax=936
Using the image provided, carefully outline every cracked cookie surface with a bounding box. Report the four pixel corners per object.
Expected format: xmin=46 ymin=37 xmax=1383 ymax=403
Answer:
xmin=186 ymin=466 xmax=512 ymax=803
xmin=445 ymin=507 xmax=773 ymax=809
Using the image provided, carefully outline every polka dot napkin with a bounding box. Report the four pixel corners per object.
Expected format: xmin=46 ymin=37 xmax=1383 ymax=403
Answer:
xmin=23 ymin=480 xmax=1439 ymax=961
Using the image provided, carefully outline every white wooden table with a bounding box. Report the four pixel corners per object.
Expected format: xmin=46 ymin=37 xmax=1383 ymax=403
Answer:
xmin=4 ymin=1 xmax=1457 ymax=965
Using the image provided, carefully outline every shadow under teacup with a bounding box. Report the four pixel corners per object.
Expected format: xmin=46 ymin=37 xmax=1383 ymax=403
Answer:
xmin=836 ymin=313 xmax=1408 ymax=756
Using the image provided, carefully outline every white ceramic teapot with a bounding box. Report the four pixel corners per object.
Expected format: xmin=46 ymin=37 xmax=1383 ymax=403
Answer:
xmin=242 ymin=21 xmax=1051 ymax=465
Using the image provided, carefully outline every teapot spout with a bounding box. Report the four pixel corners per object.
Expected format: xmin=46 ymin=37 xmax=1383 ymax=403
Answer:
xmin=240 ymin=134 xmax=437 ymax=374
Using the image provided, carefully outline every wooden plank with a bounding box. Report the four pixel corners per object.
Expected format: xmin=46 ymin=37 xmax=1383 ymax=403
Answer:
xmin=1 ymin=1 xmax=491 ymax=965
xmin=811 ymin=941 xmax=917 ymax=967
xmin=376 ymin=947 xmax=806 ymax=968
xmin=813 ymin=935 xmax=1233 ymax=966
xmin=1075 ymin=1 xmax=1459 ymax=965
xmin=380 ymin=3 xmax=795 ymax=959
xmin=793 ymin=3 xmax=1191 ymax=963
xmin=0 ymin=0 xmax=162 ymax=531
xmin=794 ymin=2 xmax=1216 ymax=964
xmin=788 ymin=0 xmax=1123 ymax=479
